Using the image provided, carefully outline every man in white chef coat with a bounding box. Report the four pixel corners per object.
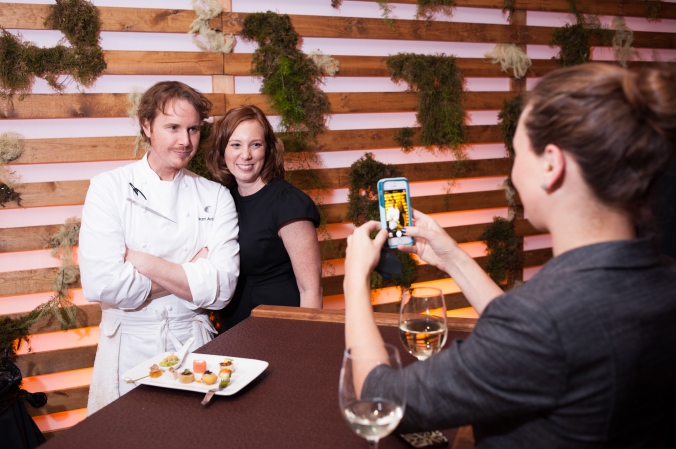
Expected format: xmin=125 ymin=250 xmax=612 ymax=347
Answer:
xmin=79 ymin=81 xmax=239 ymax=414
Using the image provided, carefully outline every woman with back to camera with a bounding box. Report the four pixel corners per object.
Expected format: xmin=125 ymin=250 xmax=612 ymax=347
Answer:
xmin=343 ymin=63 xmax=676 ymax=447
xmin=207 ymin=105 xmax=323 ymax=330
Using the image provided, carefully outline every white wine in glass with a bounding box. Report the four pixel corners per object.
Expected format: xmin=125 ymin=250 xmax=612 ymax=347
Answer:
xmin=339 ymin=343 xmax=406 ymax=448
xmin=399 ymin=287 xmax=448 ymax=361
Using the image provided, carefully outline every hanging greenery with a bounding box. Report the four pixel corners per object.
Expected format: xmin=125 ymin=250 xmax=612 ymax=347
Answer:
xmin=186 ymin=122 xmax=214 ymax=181
xmin=189 ymin=0 xmax=235 ymax=54
xmin=0 ymin=218 xmax=80 ymax=357
xmin=346 ymin=153 xmax=400 ymax=225
xmin=345 ymin=153 xmax=417 ymax=289
xmin=498 ymin=94 xmax=523 ymax=158
xmin=503 ymin=0 xmax=516 ymax=21
xmin=550 ymin=1 xmax=610 ymax=67
xmin=388 ymin=53 xmax=467 ymax=157
xmin=644 ymin=0 xmax=662 ymax=22
xmin=241 ymin=11 xmax=330 ymax=154
xmin=484 ymin=44 xmax=532 ymax=79
xmin=479 ymin=217 xmax=522 ymax=286
xmin=0 ymin=131 xmax=23 ymax=207
xmin=0 ymin=183 xmax=21 ymax=207
xmin=0 ymin=0 xmax=106 ymax=99
xmin=612 ymin=16 xmax=637 ymax=68
xmin=415 ymin=0 xmax=456 ymax=20
xmin=393 ymin=127 xmax=415 ymax=154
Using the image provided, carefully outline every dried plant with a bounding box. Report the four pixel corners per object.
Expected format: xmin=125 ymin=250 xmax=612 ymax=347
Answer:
xmin=485 ymin=43 xmax=532 ymax=79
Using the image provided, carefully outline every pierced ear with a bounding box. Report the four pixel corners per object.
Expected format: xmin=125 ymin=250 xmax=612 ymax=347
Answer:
xmin=542 ymin=144 xmax=565 ymax=192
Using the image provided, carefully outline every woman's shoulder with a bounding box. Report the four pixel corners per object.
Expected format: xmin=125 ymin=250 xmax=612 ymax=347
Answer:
xmin=268 ymin=178 xmax=320 ymax=227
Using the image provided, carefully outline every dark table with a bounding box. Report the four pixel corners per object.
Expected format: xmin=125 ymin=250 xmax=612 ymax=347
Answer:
xmin=40 ymin=306 xmax=476 ymax=449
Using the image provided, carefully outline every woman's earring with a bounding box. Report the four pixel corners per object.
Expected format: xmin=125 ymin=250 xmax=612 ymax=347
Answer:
xmin=541 ymin=183 xmax=548 ymax=192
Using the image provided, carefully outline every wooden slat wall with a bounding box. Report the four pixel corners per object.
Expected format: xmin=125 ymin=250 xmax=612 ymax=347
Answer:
xmin=1 ymin=0 xmax=674 ymax=437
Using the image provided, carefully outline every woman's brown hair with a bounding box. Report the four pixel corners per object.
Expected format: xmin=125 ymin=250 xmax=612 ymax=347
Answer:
xmin=524 ymin=63 xmax=676 ymax=226
xmin=137 ymin=81 xmax=212 ymax=144
xmin=206 ymin=105 xmax=285 ymax=188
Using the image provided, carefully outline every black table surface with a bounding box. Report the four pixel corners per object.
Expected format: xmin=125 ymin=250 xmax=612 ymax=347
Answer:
xmin=41 ymin=316 xmax=469 ymax=448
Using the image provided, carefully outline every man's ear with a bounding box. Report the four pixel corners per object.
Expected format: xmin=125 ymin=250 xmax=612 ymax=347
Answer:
xmin=542 ymin=143 xmax=565 ymax=192
xmin=141 ymin=120 xmax=151 ymax=140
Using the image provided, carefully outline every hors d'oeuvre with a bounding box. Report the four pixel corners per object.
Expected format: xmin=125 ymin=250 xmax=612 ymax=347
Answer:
xmin=202 ymin=370 xmax=217 ymax=385
xmin=179 ymin=369 xmax=195 ymax=384
xmin=159 ymin=353 xmax=180 ymax=368
xmin=149 ymin=364 xmax=162 ymax=378
xmin=167 ymin=366 xmax=179 ymax=380
xmin=219 ymin=358 xmax=235 ymax=372
xmin=218 ymin=368 xmax=232 ymax=387
xmin=193 ymin=359 xmax=207 ymax=374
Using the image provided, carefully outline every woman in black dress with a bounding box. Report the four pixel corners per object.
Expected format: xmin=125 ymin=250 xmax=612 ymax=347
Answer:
xmin=207 ymin=105 xmax=322 ymax=330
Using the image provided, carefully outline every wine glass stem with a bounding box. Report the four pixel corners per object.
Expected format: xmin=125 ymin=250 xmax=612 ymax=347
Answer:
xmin=368 ymin=439 xmax=379 ymax=449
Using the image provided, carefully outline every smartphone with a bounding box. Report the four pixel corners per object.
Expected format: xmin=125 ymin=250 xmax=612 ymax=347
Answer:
xmin=378 ymin=177 xmax=414 ymax=248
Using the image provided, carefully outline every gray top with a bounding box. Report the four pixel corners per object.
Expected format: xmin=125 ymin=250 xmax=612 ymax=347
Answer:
xmin=364 ymin=239 xmax=676 ymax=448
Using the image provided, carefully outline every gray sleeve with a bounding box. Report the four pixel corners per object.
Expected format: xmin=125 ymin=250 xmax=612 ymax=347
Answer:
xmin=363 ymin=294 xmax=566 ymax=432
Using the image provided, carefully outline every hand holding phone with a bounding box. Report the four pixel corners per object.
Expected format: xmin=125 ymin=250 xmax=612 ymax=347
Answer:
xmin=378 ymin=177 xmax=414 ymax=248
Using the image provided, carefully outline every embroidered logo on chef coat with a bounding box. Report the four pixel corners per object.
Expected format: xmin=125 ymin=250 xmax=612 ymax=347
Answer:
xmin=199 ymin=205 xmax=214 ymax=221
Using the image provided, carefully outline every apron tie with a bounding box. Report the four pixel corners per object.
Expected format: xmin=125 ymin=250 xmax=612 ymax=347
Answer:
xmin=156 ymin=307 xmax=184 ymax=353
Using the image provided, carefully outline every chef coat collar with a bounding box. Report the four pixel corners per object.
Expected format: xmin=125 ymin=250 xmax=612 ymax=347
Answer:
xmin=139 ymin=150 xmax=186 ymax=184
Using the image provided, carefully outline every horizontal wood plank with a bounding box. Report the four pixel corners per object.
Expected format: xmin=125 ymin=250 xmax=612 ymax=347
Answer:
xmin=15 ymin=345 xmax=97 ymax=377
xmin=104 ymin=51 xmax=223 ymax=76
xmin=223 ymin=13 xmax=676 ymax=48
xmin=250 ymin=304 xmax=478 ymax=332
xmin=2 ymin=304 xmax=101 ymax=335
xmin=321 ymin=189 xmax=509 ymax=224
xmin=347 ymin=0 xmax=676 ymax=18
xmin=226 ymin=91 xmax=515 ymax=116
xmin=320 ymin=218 xmax=542 ymax=261
xmin=0 ymin=93 xmax=225 ymax=120
xmin=4 ymin=158 xmax=509 ymax=210
xmin=372 ymin=291 xmax=471 ymax=313
xmin=0 ymin=267 xmax=80 ymax=297
xmin=0 ymin=225 xmax=60 ymax=253
xmin=0 ymin=4 xmax=216 ymax=33
xmin=5 ymin=180 xmax=91 ymax=209
xmin=13 ymin=125 xmax=502 ymax=165
xmin=322 ymin=248 xmax=552 ymax=297
xmin=25 ymin=386 xmax=89 ymax=417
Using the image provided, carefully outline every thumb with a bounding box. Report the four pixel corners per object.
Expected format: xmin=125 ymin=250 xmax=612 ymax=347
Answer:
xmin=373 ymin=228 xmax=388 ymax=247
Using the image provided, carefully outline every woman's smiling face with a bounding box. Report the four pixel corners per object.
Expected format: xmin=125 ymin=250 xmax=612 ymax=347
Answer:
xmin=224 ymin=119 xmax=267 ymax=195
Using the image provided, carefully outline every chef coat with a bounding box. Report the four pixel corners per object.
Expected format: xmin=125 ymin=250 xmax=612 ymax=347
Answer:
xmin=79 ymin=153 xmax=239 ymax=414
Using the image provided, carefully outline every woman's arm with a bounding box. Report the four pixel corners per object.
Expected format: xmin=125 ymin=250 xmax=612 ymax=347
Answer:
xmin=278 ymin=219 xmax=323 ymax=308
xmin=399 ymin=209 xmax=503 ymax=315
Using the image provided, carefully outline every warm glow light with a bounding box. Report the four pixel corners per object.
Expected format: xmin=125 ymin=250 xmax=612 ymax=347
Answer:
xmin=16 ymin=327 xmax=99 ymax=355
xmin=32 ymin=408 xmax=88 ymax=433
xmin=22 ymin=368 xmax=93 ymax=393
xmin=0 ymin=289 xmax=89 ymax=315
xmin=446 ymin=307 xmax=479 ymax=319
xmin=523 ymin=266 xmax=543 ymax=281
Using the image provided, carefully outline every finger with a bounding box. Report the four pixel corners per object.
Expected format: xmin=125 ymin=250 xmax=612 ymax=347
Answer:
xmin=397 ymin=243 xmax=418 ymax=255
xmin=373 ymin=228 xmax=388 ymax=247
xmin=360 ymin=220 xmax=383 ymax=234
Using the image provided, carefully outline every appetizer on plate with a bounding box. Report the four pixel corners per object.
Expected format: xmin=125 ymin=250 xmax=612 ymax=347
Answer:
xmin=179 ymin=369 xmax=195 ymax=384
xmin=149 ymin=364 xmax=162 ymax=378
xmin=202 ymin=370 xmax=217 ymax=385
xmin=159 ymin=353 xmax=180 ymax=368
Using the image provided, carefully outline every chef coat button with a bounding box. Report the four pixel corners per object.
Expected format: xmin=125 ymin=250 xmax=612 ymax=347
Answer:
xmin=185 ymin=212 xmax=190 ymax=217
xmin=183 ymin=246 xmax=188 ymax=251
xmin=142 ymin=307 xmax=147 ymax=311
xmin=141 ymin=243 xmax=147 ymax=248
xmin=167 ymin=306 xmax=173 ymax=311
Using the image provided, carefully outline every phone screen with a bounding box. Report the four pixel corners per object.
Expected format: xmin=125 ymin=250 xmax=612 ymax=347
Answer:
xmin=383 ymin=187 xmax=413 ymax=247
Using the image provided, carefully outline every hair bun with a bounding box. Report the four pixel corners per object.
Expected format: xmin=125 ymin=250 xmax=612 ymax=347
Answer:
xmin=635 ymin=66 xmax=676 ymax=142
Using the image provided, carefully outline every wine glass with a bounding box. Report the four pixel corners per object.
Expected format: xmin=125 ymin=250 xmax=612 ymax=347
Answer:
xmin=399 ymin=287 xmax=448 ymax=361
xmin=339 ymin=343 xmax=406 ymax=448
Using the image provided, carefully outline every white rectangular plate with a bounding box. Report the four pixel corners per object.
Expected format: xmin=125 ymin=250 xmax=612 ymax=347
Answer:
xmin=121 ymin=352 xmax=268 ymax=396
